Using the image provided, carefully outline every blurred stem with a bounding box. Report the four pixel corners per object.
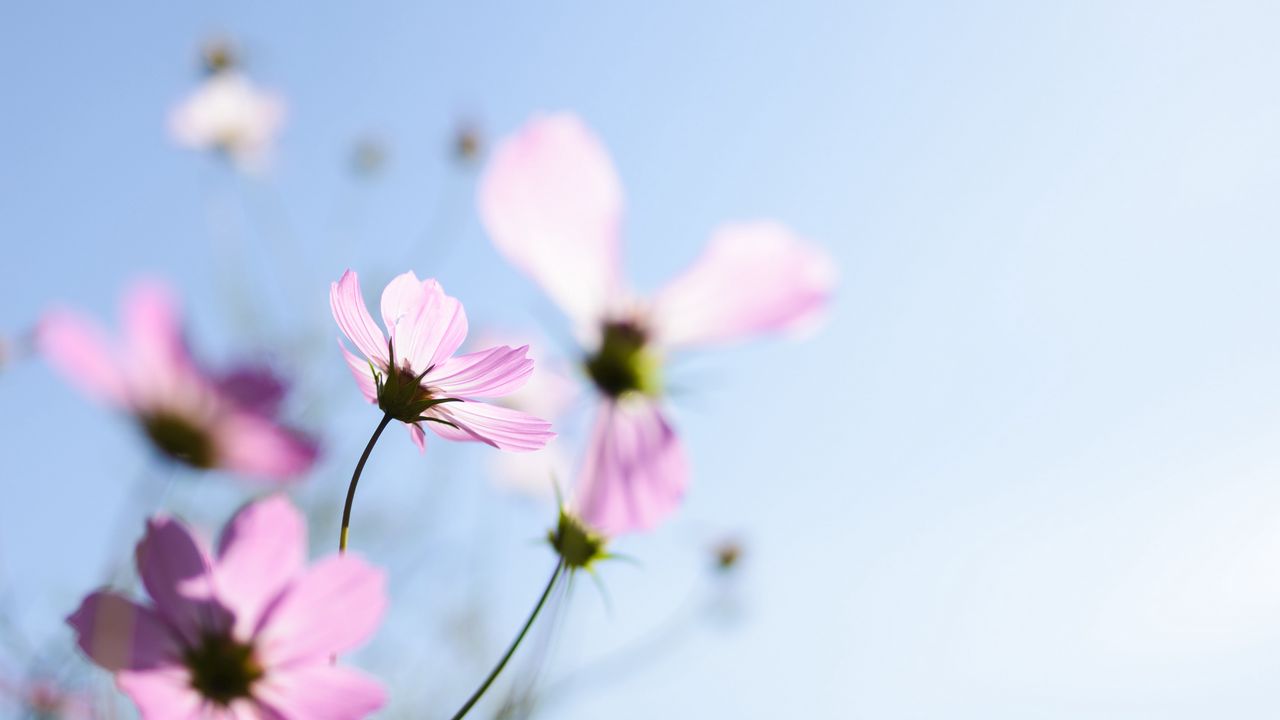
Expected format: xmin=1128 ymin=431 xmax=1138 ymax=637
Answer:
xmin=449 ymin=560 xmax=565 ymax=720
xmin=339 ymin=413 xmax=393 ymax=553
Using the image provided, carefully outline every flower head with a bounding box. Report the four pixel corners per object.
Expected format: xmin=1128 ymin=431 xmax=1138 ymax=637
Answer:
xmin=330 ymin=270 xmax=555 ymax=453
xmin=168 ymin=72 xmax=286 ymax=171
xmin=67 ymin=496 xmax=387 ymax=719
xmin=480 ymin=113 xmax=836 ymax=536
xmin=36 ymin=281 xmax=319 ymax=481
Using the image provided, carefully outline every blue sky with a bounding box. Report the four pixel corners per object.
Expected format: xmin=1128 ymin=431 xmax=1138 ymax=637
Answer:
xmin=4 ymin=1 xmax=1280 ymax=717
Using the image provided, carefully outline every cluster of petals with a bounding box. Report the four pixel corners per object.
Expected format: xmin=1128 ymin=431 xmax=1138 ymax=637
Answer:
xmin=67 ymin=496 xmax=387 ymax=719
xmin=330 ymin=270 xmax=555 ymax=453
xmin=37 ymin=281 xmax=319 ymax=481
xmin=168 ymin=72 xmax=286 ymax=171
xmin=479 ymin=113 xmax=836 ymax=536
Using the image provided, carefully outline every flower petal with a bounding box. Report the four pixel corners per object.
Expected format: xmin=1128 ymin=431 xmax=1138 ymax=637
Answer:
xmin=339 ymin=343 xmax=378 ymax=403
xmin=255 ymin=555 xmax=386 ymax=667
xmin=424 ymin=345 xmax=534 ymax=398
xmin=216 ymin=496 xmax=307 ymax=641
xmin=407 ymin=423 xmax=427 ymax=453
xmin=216 ymin=365 xmax=287 ymax=417
xmin=121 ymin=281 xmax=200 ymax=402
xmin=36 ymin=308 xmax=128 ymax=405
xmin=254 ymin=665 xmax=385 ymax=720
xmin=479 ymin=113 xmax=625 ymax=331
xmin=428 ymin=402 xmax=555 ymax=452
xmin=116 ymin=668 xmax=204 ymax=720
xmin=213 ymin=412 xmax=319 ymax=482
xmin=134 ymin=515 xmax=225 ymax=644
xmin=405 ymin=280 xmax=469 ymax=373
xmin=575 ymin=398 xmax=688 ymax=535
xmin=329 ymin=271 xmax=388 ymax=366
xmin=649 ymin=222 xmax=836 ymax=349
xmin=66 ymin=592 xmax=180 ymax=672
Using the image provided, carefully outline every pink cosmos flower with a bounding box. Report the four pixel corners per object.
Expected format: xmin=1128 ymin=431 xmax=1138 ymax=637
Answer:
xmin=168 ymin=72 xmax=286 ymax=171
xmin=330 ymin=270 xmax=555 ymax=453
xmin=67 ymin=496 xmax=387 ymax=719
xmin=36 ymin=281 xmax=319 ymax=481
xmin=479 ymin=113 xmax=836 ymax=536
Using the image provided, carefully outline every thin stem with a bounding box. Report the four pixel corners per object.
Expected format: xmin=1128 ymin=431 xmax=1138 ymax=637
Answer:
xmin=448 ymin=560 xmax=565 ymax=720
xmin=339 ymin=413 xmax=393 ymax=553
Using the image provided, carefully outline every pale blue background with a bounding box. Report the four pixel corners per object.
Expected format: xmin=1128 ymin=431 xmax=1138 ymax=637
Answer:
xmin=4 ymin=1 xmax=1280 ymax=717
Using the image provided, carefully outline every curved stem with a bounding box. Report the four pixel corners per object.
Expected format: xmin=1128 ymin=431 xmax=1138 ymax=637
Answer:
xmin=339 ymin=413 xmax=393 ymax=553
xmin=449 ymin=560 xmax=565 ymax=720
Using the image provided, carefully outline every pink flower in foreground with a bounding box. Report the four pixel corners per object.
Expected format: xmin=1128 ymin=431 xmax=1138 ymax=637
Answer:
xmin=480 ymin=113 xmax=836 ymax=536
xmin=67 ymin=496 xmax=387 ymax=719
xmin=331 ymin=270 xmax=555 ymax=453
xmin=168 ymin=72 xmax=286 ymax=171
xmin=37 ymin=281 xmax=319 ymax=481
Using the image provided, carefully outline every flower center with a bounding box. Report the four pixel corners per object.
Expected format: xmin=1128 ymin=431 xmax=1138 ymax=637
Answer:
xmin=584 ymin=321 xmax=661 ymax=398
xmin=142 ymin=412 xmax=215 ymax=468
xmin=184 ymin=633 xmax=263 ymax=706
xmin=547 ymin=510 xmax=608 ymax=570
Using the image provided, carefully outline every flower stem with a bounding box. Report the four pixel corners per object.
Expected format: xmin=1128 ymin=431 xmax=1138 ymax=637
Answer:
xmin=449 ymin=560 xmax=565 ymax=720
xmin=339 ymin=413 xmax=393 ymax=553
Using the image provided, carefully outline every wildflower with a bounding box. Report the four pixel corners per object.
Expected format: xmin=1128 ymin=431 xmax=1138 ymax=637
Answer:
xmin=67 ymin=496 xmax=387 ymax=719
xmin=168 ymin=71 xmax=286 ymax=171
xmin=36 ymin=281 xmax=318 ymax=481
xmin=330 ymin=270 xmax=554 ymax=453
xmin=479 ymin=113 xmax=836 ymax=536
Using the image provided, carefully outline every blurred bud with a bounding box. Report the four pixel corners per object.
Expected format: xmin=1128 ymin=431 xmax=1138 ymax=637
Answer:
xmin=712 ymin=538 xmax=744 ymax=574
xmin=201 ymin=36 xmax=239 ymax=75
xmin=350 ymin=136 xmax=388 ymax=177
xmin=453 ymin=122 xmax=482 ymax=163
xmin=548 ymin=509 xmax=608 ymax=570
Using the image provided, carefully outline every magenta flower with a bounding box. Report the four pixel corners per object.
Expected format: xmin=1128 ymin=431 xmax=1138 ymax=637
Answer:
xmin=480 ymin=113 xmax=836 ymax=536
xmin=36 ymin=281 xmax=318 ymax=481
xmin=67 ymin=496 xmax=387 ymax=719
xmin=330 ymin=269 xmax=554 ymax=453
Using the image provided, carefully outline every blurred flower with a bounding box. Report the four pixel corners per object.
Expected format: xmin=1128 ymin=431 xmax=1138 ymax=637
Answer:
xmin=547 ymin=507 xmax=609 ymax=571
xmin=479 ymin=113 xmax=836 ymax=536
xmin=168 ymin=72 xmax=286 ymax=171
xmin=453 ymin=121 xmax=482 ymax=163
xmin=350 ymin=136 xmax=388 ymax=177
xmin=199 ymin=36 xmax=239 ymax=76
xmin=712 ymin=538 xmax=743 ymax=574
xmin=330 ymin=270 xmax=555 ymax=453
xmin=36 ymin=281 xmax=319 ymax=481
xmin=0 ymin=676 xmax=93 ymax=719
xmin=67 ymin=496 xmax=387 ymax=719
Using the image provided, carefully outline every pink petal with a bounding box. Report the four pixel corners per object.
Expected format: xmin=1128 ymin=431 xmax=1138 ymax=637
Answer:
xmin=649 ymin=222 xmax=837 ymax=348
xmin=423 ymin=345 xmax=534 ymax=398
xmin=402 ymin=280 xmax=469 ymax=373
xmin=478 ymin=113 xmax=625 ymax=331
xmin=575 ymin=399 xmax=688 ymax=535
xmin=329 ymin=271 xmax=388 ymax=366
xmin=339 ymin=343 xmax=378 ymax=403
xmin=134 ymin=516 xmax=225 ymax=644
xmin=254 ymin=665 xmax=386 ymax=720
xmin=216 ymin=365 xmax=287 ymax=417
xmin=35 ymin=308 xmax=129 ymax=405
xmin=213 ymin=412 xmax=320 ymax=482
xmin=216 ymin=496 xmax=307 ymax=641
xmin=378 ymin=271 xmax=431 ymax=366
xmin=121 ymin=280 xmax=200 ymax=402
xmin=428 ymin=401 xmax=555 ymax=452
xmin=407 ymin=423 xmax=427 ymax=453
xmin=66 ymin=592 xmax=180 ymax=672
xmin=116 ymin=668 xmax=204 ymax=720
xmin=255 ymin=555 xmax=387 ymax=667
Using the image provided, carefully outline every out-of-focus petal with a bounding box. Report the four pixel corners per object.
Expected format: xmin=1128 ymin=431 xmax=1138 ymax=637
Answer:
xmin=213 ymin=412 xmax=319 ymax=482
xmin=491 ymin=439 xmax=570 ymax=499
xmin=134 ymin=516 xmax=224 ymax=644
xmin=255 ymin=555 xmax=386 ymax=667
xmin=36 ymin=308 xmax=128 ymax=405
xmin=116 ymin=668 xmax=204 ymax=720
xmin=425 ymin=345 xmax=533 ymax=398
xmin=216 ymin=365 xmax=287 ymax=417
xmin=650 ymin=222 xmax=836 ymax=349
xmin=428 ymin=402 xmax=554 ymax=452
xmin=167 ymin=73 xmax=286 ymax=171
xmin=254 ymin=665 xmax=385 ymax=720
xmin=407 ymin=423 xmax=427 ymax=453
xmin=215 ymin=496 xmax=307 ymax=640
xmin=66 ymin=592 xmax=180 ymax=672
xmin=575 ymin=398 xmax=688 ymax=535
xmin=121 ymin=281 xmax=197 ymax=401
xmin=478 ymin=113 xmax=625 ymax=331
xmin=329 ymin=271 xmax=388 ymax=366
